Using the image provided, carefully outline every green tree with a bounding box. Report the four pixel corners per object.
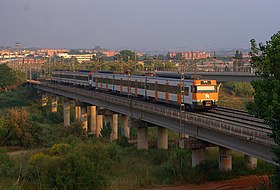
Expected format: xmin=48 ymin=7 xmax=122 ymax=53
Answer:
xmin=0 ymin=108 xmax=45 ymax=147
xmin=247 ymin=31 xmax=280 ymax=189
xmin=234 ymin=50 xmax=243 ymax=72
xmin=0 ymin=64 xmax=25 ymax=91
xmin=119 ymin=50 xmax=136 ymax=62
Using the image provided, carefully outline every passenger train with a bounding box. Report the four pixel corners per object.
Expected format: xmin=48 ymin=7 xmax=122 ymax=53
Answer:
xmin=51 ymin=70 xmax=218 ymax=110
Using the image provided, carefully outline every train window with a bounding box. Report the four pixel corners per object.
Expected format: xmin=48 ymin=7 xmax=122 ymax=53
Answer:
xmin=146 ymin=83 xmax=150 ymax=90
xmin=172 ymin=86 xmax=178 ymax=93
xmin=76 ymin=75 xmax=88 ymax=81
xmin=138 ymin=82 xmax=144 ymax=89
xmin=147 ymin=83 xmax=155 ymax=90
xmin=130 ymin=81 xmax=134 ymax=88
xmin=166 ymin=85 xmax=169 ymax=92
xmin=194 ymin=86 xmax=217 ymax=93
xmin=120 ymin=79 xmax=126 ymax=86
xmin=135 ymin=81 xmax=138 ymax=88
xmin=176 ymin=85 xmax=180 ymax=94
xmin=157 ymin=84 xmax=164 ymax=92
xmin=136 ymin=81 xmax=139 ymax=88
xmin=184 ymin=87 xmax=189 ymax=96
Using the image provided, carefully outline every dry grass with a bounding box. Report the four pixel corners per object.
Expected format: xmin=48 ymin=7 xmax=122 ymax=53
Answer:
xmin=218 ymin=89 xmax=252 ymax=111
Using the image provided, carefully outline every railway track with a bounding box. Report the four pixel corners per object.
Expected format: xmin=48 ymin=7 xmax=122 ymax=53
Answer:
xmin=195 ymin=106 xmax=271 ymax=131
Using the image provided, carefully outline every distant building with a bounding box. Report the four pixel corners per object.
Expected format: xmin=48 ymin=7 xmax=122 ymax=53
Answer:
xmin=57 ymin=52 xmax=94 ymax=63
xmin=101 ymin=50 xmax=119 ymax=57
xmin=169 ymin=51 xmax=210 ymax=60
xmin=38 ymin=49 xmax=68 ymax=57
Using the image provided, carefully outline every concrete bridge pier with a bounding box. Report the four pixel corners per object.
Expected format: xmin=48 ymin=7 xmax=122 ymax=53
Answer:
xmin=244 ymin=155 xmax=257 ymax=170
xmin=178 ymin=137 xmax=208 ymax=167
xmin=138 ymin=127 xmax=148 ymax=150
xmin=51 ymin=96 xmax=58 ymax=113
xmin=158 ymin=127 xmax=168 ymax=149
xmin=41 ymin=94 xmax=48 ymax=107
xmin=88 ymin=106 xmax=96 ymax=135
xmin=80 ymin=105 xmax=88 ymax=131
xmin=96 ymin=114 xmax=103 ymax=139
xmin=63 ymin=99 xmax=71 ymax=127
xmin=136 ymin=121 xmax=148 ymax=150
xmin=122 ymin=115 xmax=130 ymax=139
xmin=75 ymin=105 xmax=81 ymax=121
xmin=219 ymin=147 xmax=232 ymax=171
xmin=192 ymin=148 xmax=206 ymax=167
xmin=110 ymin=114 xmax=118 ymax=141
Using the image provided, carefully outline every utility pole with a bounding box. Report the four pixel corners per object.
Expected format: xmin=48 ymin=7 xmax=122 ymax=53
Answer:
xmin=15 ymin=42 xmax=20 ymax=70
xmin=48 ymin=56 xmax=51 ymax=78
xmin=180 ymin=52 xmax=186 ymax=139
xmin=134 ymin=51 xmax=137 ymax=72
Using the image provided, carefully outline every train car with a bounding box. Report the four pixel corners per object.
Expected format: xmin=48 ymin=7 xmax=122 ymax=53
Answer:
xmin=51 ymin=71 xmax=218 ymax=110
xmin=91 ymin=72 xmax=115 ymax=92
xmin=144 ymin=76 xmax=217 ymax=110
xmin=52 ymin=70 xmax=90 ymax=87
xmin=189 ymin=79 xmax=218 ymax=109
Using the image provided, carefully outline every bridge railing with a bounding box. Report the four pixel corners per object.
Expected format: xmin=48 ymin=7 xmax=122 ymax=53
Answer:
xmin=35 ymin=81 xmax=274 ymax=146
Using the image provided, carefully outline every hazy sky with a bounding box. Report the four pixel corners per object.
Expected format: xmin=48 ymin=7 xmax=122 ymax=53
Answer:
xmin=0 ymin=0 xmax=279 ymax=50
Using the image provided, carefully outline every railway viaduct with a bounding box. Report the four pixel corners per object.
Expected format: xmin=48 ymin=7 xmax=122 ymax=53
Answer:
xmin=30 ymin=80 xmax=274 ymax=171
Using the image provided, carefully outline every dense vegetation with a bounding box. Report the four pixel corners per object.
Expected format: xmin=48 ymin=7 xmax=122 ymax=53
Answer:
xmin=247 ymin=31 xmax=280 ymax=189
xmin=0 ymin=98 xmax=274 ymax=189
xmin=0 ymin=143 xmax=274 ymax=190
xmin=218 ymin=81 xmax=254 ymax=110
xmin=0 ymin=86 xmax=35 ymax=110
xmin=0 ymin=64 xmax=26 ymax=91
xmin=222 ymin=82 xmax=254 ymax=97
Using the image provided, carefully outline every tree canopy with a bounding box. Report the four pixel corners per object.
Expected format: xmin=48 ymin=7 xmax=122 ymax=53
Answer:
xmin=247 ymin=30 xmax=280 ymax=189
xmin=118 ymin=50 xmax=137 ymax=62
xmin=0 ymin=64 xmax=26 ymax=91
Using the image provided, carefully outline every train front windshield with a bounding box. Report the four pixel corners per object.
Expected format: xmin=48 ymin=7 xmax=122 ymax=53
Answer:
xmin=192 ymin=85 xmax=217 ymax=93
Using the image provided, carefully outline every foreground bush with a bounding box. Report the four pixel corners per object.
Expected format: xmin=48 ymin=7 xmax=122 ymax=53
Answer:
xmin=0 ymin=108 xmax=45 ymax=147
xmin=28 ymin=141 xmax=120 ymax=189
xmin=0 ymin=149 xmax=16 ymax=178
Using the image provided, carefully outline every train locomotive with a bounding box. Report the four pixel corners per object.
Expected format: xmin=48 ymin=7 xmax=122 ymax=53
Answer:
xmin=51 ymin=70 xmax=218 ymax=110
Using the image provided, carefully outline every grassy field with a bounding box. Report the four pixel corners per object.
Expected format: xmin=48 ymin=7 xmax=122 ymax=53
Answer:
xmin=218 ymin=83 xmax=253 ymax=110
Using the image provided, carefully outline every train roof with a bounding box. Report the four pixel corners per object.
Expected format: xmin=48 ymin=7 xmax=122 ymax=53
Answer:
xmin=52 ymin=70 xmax=215 ymax=83
xmin=52 ymin=70 xmax=89 ymax=75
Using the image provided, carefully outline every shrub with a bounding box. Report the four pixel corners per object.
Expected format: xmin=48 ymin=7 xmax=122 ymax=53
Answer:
xmin=156 ymin=148 xmax=191 ymax=184
xmin=27 ymin=141 xmax=120 ymax=189
xmin=222 ymin=82 xmax=254 ymax=97
xmin=0 ymin=148 xmax=17 ymax=178
xmin=0 ymin=65 xmax=26 ymax=92
xmin=0 ymin=108 xmax=45 ymax=147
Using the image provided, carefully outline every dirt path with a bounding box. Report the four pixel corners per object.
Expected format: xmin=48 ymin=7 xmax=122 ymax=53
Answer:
xmin=149 ymin=175 xmax=269 ymax=190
